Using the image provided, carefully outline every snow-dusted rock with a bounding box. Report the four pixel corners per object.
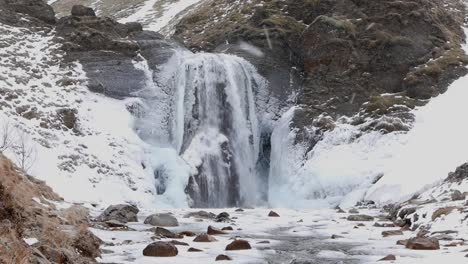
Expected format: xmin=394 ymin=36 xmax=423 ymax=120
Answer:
xmin=144 ymin=213 xmax=179 ymax=227
xmin=97 ymin=204 xmax=139 ymax=223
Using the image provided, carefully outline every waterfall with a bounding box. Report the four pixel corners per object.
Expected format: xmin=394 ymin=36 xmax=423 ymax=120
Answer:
xmin=138 ymin=51 xmax=266 ymax=208
xmin=175 ymin=53 xmax=262 ymax=207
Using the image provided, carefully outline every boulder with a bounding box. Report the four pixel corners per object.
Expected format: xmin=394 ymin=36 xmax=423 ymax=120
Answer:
xmin=379 ymin=255 xmax=396 ymax=261
xmin=142 ymin=242 xmax=178 ymax=257
xmin=216 ymin=254 xmax=232 ymax=261
xmin=155 ymin=227 xmax=183 ymax=239
xmin=268 ymin=211 xmax=280 ymax=217
xmin=216 ymin=212 xmax=230 ymax=222
xmin=144 ymin=213 xmax=179 ymax=227
xmin=193 ymin=234 xmax=217 ymax=242
xmin=222 ymin=226 xmax=234 ymax=231
xmin=97 ymin=204 xmax=139 ymax=223
xmin=188 ymin=247 xmax=203 ymax=252
xmin=349 ymin=208 xmax=359 ymax=214
xmin=405 ymin=237 xmax=440 ymax=250
xmin=225 ymin=239 xmax=252 ymax=251
xmin=382 ymin=230 xmax=404 ymax=237
xmin=331 ymin=234 xmax=344 ymax=239
xmin=208 ymin=226 xmax=227 ymax=235
xmin=235 ymin=208 xmax=244 ymax=212
xmin=71 ymin=5 xmax=96 ymax=17
xmin=347 ymin=215 xmax=374 ymax=221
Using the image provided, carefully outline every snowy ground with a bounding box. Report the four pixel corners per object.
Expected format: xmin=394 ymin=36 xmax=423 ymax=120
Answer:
xmin=91 ymin=207 xmax=468 ymax=264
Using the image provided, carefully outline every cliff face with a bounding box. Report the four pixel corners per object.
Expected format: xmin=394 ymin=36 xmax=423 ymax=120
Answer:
xmin=174 ymin=0 xmax=468 ymax=133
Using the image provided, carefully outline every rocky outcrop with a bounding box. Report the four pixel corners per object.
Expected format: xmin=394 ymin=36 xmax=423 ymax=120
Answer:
xmin=56 ymin=5 xmax=179 ymax=99
xmin=0 ymin=0 xmax=55 ymax=25
xmin=445 ymin=162 xmax=468 ymax=183
xmin=175 ymin=0 xmax=467 ymax=136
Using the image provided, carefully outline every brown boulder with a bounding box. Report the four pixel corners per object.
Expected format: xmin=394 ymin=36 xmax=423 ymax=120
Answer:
xmin=208 ymin=225 xmax=227 ymax=235
xmin=226 ymin=239 xmax=252 ymax=251
xmin=188 ymin=247 xmax=203 ymax=252
xmin=142 ymin=242 xmax=178 ymax=257
xmin=216 ymin=254 xmax=232 ymax=261
xmin=193 ymin=234 xmax=217 ymax=242
xmin=405 ymin=237 xmax=440 ymax=250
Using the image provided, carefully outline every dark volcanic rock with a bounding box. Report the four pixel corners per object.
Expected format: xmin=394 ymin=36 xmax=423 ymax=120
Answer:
xmin=143 ymin=242 xmax=178 ymax=257
xmin=97 ymin=204 xmax=139 ymax=223
xmin=71 ymin=5 xmax=96 ymax=17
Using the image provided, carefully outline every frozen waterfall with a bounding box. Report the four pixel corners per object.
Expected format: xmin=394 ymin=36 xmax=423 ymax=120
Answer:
xmin=137 ymin=51 xmax=267 ymax=208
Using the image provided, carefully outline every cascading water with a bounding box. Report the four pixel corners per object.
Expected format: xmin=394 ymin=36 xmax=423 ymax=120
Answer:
xmin=175 ymin=53 xmax=262 ymax=208
xmin=137 ymin=50 xmax=267 ymax=208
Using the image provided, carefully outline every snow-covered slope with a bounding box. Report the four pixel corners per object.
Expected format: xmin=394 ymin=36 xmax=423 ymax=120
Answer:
xmin=50 ymin=0 xmax=204 ymax=36
xmin=0 ymin=22 xmax=158 ymax=208
xmin=268 ymin=29 xmax=468 ymax=208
